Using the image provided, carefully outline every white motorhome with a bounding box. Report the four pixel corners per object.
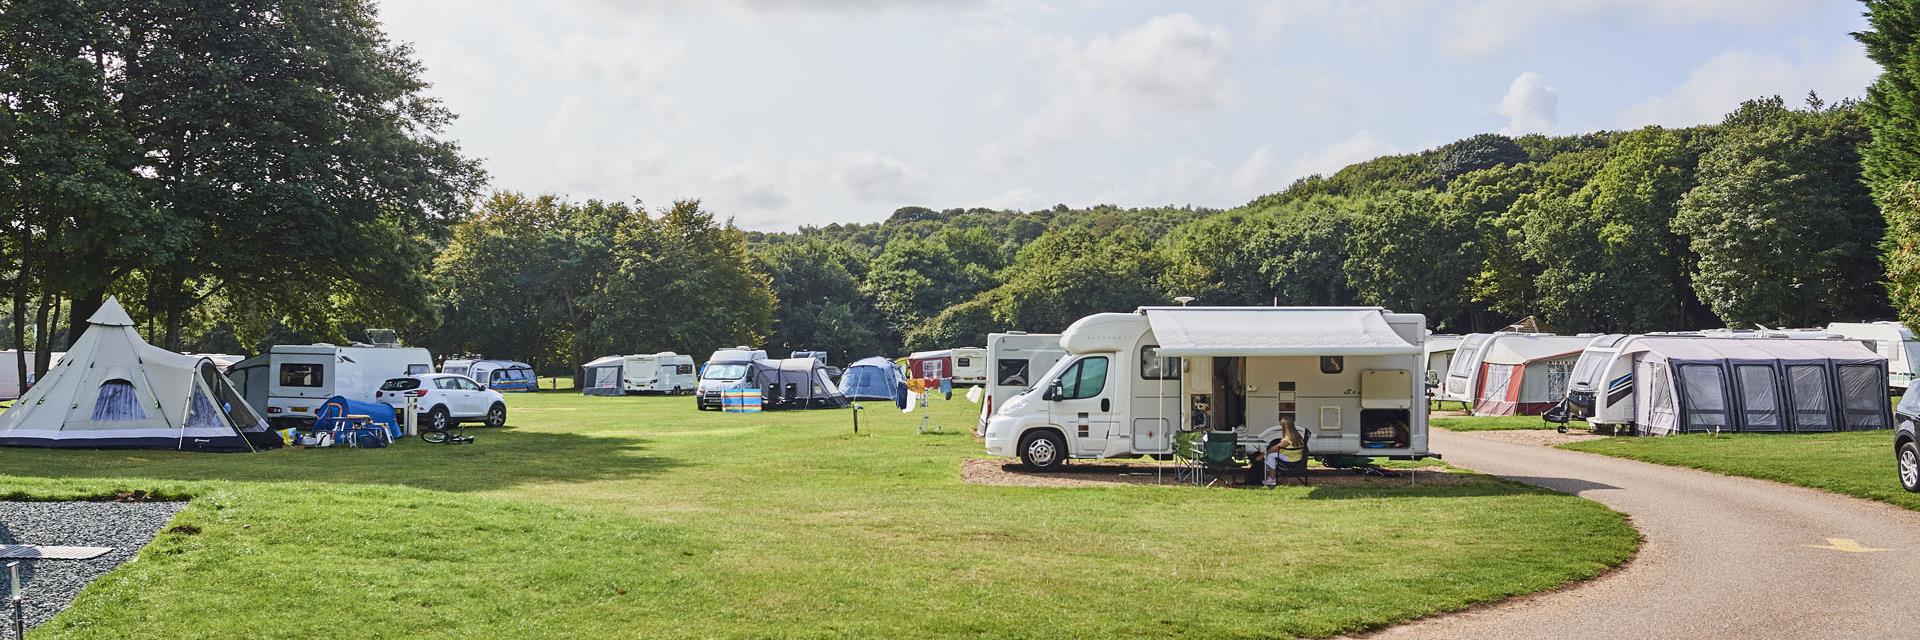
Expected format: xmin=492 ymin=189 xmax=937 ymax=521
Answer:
xmin=977 ymin=333 xmax=1065 ymax=434
xmin=983 ymin=307 xmax=1431 ymax=471
xmin=584 ymin=352 xmax=697 ymax=395
xmin=696 ymin=347 xmax=769 ymax=410
xmin=229 ymin=344 xmax=435 ymax=428
xmin=1826 ymin=322 xmax=1920 ymax=392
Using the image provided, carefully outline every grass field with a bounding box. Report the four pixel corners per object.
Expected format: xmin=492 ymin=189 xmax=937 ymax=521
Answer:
xmin=1564 ymin=431 xmax=1918 ymax=510
xmin=2 ymin=393 xmax=1636 ymax=638
xmin=1432 ymin=415 xmax=1587 ymax=432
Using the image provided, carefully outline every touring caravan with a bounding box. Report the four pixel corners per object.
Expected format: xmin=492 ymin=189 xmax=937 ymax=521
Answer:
xmin=1439 ymin=333 xmax=1495 ymax=405
xmin=583 ymin=352 xmax=697 ymax=396
xmin=951 ymin=347 xmax=987 ymax=385
xmin=1423 ymin=335 xmax=1462 ymax=397
xmin=908 ymin=348 xmax=987 ymax=384
xmin=229 ymin=344 xmax=434 ymax=429
xmin=442 ymin=359 xmax=536 ymax=392
xmin=1826 ymin=322 xmax=1920 ymax=392
xmin=1557 ymin=334 xmax=1890 ymax=435
xmin=1468 ymin=335 xmax=1589 ymax=416
xmin=977 ymin=333 xmax=1065 ymax=435
xmin=696 ymin=347 xmax=768 ymax=410
xmin=907 ymin=350 xmax=951 ymax=381
xmin=983 ymin=307 xmax=1431 ymax=471
xmin=0 ymin=351 xmax=64 ymax=400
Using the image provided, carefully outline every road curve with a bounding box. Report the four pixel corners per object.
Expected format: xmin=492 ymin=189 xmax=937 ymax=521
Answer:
xmin=1361 ymin=428 xmax=1920 ymax=639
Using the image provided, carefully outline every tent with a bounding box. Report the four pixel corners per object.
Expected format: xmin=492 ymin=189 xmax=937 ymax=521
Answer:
xmin=1471 ymin=334 xmax=1591 ymax=416
xmin=752 ymin=358 xmax=849 ymax=409
xmin=582 ymin=355 xmax=626 ymax=396
xmin=840 ymin=356 xmax=903 ymax=401
xmin=1631 ymin=337 xmax=1889 ymax=436
xmin=0 ymin=297 xmax=280 ymax=451
xmin=314 ymin=395 xmax=403 ymax=440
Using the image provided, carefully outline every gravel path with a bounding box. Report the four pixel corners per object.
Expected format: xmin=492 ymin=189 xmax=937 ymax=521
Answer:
xmin=0 ymin=501 xmax=184 ymax=639
xmin=1357 ymin=428 xmax=1920 ymax=639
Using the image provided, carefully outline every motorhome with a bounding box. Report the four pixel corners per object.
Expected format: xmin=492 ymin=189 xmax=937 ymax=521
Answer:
xmin=1558 ymin=334 xmax=1889 ymax=435
xmin=983 ymin=307 xmax=1431 ymax=471
xmin=1826 ymin=322 xmax=1920 ymax=392
xmin=0 ymin=351 xmax=63 ymax=400
xmin=229 ymin=343 xmax=435 ymax=429
xmin=977 ymin=333 xmax=1065 ymax=434
xmin=696 ymin=347 xmax=768 ymax=410
xmin=583 ymin=352 xmax=697 ymax=396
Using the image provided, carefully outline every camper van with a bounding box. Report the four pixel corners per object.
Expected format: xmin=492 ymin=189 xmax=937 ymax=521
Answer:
xmin=1826 ymin=322 xmax=1920 ymax=392
xmin=977 ymin=333 xmax=1065 ymax=435
xmin=584 ymin=352 xmax=697 ymax=395
xmin=229 ymin=344 xmax=435 ymax=428
xmin=983 ymin=307 xmax=1431 ymax=471
xmin=696 ymin=347 xmax=768 ymax=410
xmin=1559 ymin=333 xmax=1888 ymax=435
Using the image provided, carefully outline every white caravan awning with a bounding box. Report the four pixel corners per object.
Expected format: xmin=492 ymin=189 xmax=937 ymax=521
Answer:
xmin=1140 ymin=307 xmax=1419 ymax=357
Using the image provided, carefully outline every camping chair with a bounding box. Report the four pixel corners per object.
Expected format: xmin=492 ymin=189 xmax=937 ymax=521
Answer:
xmin=1272 ymin=430 xmax=1310 ymax=487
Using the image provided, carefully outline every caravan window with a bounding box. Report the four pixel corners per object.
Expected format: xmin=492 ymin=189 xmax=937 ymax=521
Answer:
xmin=1789 ymin=365 xmax=1833 ymax=430
xmin=997 ymin=359 xmax=1030 ymax=387
xmin=407 ymin=364 xmax=431 ymax=375
xmin=1320 ymin=356 xmax=1344 ymax=374
xmin=1057 ymin=357 xmax=1109 ymax=400
xmin=1736 ymin=365 xmax=1782 ymax=429
xmin=1140 ymin=346 xmax=1179 ymax=380
xmin=955 ymin=357 xmax=973 ymax=368
xmin=1679 ymin=365 xmax=1729 ymax=431
xmin=1839 ymin=365 xmax=1888 ymax=429
xmin=90 ymin=380 xmax=147 ymax=422
xmin=676 ymin=364 xmax=694 ymax=375
xmin=1570 ymin=352 xmax=1607 ymax=387
xmin=279 ymin=363 xmax=323 ymax=388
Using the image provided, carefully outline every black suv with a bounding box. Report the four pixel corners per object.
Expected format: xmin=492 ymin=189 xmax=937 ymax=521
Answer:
xmin=1897 ymin=380 xmax=1920 ymax=492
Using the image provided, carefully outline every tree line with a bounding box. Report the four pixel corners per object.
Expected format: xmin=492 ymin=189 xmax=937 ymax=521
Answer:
xmin=9 ymin=0 xmax=1920 ymax=380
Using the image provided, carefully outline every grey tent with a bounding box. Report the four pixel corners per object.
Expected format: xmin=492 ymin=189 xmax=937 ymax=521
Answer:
xmin=752 ymin=358 xmax=849 ymax=410
xmin=1630 ymin=337 xmax=1889 ymax=435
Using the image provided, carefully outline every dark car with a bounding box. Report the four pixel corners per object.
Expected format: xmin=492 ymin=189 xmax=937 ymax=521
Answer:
xmin=1897 ymin=380 xmax=1920 ymax=492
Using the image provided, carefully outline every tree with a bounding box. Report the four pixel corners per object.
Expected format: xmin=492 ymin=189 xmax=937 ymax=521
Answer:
xmin=1344 ymin=191 xmax=1481 ymax=331
xmin=1856 ymin=0 xmax=1920 ymax=329
xmin=1675 ymin=98 xmax=1887 ymax=327
xmin=1432 ymin=133 xmax=1529 ymax=183
xmin=986 ymin=228 xmax=1169 ymax=334
xmin=759 ymin=240 xmax=888 ymax=363
xmin=1164 ymin=197 xmax=1357 ymax=306
xmin=591 ymin=200 xmax=776 ymax=365
xmin=860 ymin=228 xmax=1004 ymax=341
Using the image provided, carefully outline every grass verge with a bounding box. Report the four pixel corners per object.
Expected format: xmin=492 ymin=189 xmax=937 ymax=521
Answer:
xmin=1563 ymin=431 xmax=1917 ymax=510
xmin=1433 ymin=415 xmax=1586 ymax=432
xmin=6 ymin=391 xmax=1636 ymax=638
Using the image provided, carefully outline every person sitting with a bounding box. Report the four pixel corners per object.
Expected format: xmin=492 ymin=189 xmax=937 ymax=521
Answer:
xmin=1266 ymin=419 xmax=1307 ymax=487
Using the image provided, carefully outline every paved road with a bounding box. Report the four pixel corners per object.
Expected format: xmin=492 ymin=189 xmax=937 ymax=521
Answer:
xmin=1362 ymin=428 xmax=1920 ymax=639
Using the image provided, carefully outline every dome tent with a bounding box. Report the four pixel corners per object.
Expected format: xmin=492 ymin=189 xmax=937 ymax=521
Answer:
xmin=839 ymin=356 xmax=903 ymax=401
xmin=0 ymin=297 xmax=279 ymax=451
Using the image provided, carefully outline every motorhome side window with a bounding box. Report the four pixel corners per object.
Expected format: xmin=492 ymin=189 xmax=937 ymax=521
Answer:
xmin=279 ymin=363 xmax=323 ymax=387
xmin=1140 ymin=346 xmax=1180 ymax=380
xmin=407 ymin=364 xmax=430 ymax=375
xmin=1058 ymin=357 xmax=1108 ymax=400
xmin=1320 ymin=356 xmax=1344 ymax=374
xmin=1278 ymin=382 xmax=1297 ymax=424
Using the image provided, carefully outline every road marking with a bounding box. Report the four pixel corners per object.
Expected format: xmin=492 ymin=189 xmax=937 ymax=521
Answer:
xmin=1802 ymin=538 xmax=1891 ymax=553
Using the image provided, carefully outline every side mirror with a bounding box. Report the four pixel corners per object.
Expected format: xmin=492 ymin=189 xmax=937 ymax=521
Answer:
xmin=1042 ymin=381 xmax=1062 ymax=401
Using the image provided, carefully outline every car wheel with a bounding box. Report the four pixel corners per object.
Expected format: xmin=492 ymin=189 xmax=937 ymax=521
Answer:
xmin=1019 ymin=431 xmax=1067 ymax=472
xmin=427 ymin=406 xmax=451 ymax=431
xmin=1900 ymin=440 xmax=1920 ymax=493
xmin=485 ymin=403 xmax=507 ymax=428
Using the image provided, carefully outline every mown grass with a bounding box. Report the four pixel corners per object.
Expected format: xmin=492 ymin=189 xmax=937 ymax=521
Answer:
xmin=1564 ymin=430 xmax=1919 ymax=511
xmin=3 ymin=392 xmax=1636 ymax=639
xmin=1432 ymin=415 xmax=1586 ymax=432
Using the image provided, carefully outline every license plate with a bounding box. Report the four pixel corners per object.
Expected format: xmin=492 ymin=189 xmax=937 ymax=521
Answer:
xmin=291 ymin=406 xmax=309 ymax=413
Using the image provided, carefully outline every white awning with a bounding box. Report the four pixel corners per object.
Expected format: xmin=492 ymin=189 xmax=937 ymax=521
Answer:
xmin=1141 ymin=307 xmax=1418 ymax=357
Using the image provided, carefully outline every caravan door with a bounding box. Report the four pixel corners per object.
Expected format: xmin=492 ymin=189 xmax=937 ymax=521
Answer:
xmin=1048 ymin=355 xmax=1118 ymax=456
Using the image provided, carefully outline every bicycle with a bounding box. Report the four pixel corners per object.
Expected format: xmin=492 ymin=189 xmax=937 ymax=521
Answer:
xmin=420 ymin=424 xmax=474 ymax=444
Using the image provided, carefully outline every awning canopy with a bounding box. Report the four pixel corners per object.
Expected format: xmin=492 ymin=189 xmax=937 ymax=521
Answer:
xmin=1140 ymin=307 xmax=1419 ymax=357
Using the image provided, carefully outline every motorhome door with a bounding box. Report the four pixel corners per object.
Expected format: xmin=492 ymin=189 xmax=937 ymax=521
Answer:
xmin=1049 ymin=355 xmax=1118 ymax=456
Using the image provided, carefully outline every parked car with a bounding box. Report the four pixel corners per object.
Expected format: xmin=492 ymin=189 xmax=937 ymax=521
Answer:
xmin=375 ymin=373 xmax=507 ymax=431
xmin=1897 ymin=379 xmax=1920 ymax=492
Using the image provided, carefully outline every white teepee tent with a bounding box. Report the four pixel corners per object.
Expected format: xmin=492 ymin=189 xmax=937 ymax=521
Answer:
xmin=0 ymin=297 xmax=277 ymax=451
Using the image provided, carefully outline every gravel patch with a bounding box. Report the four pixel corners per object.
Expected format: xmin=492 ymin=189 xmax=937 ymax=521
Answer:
xmin=1445 ymin=427 xmax=1607 ymax=447
xmin=0 ymin=501 xmax=184 ymax=639
xmin=961 ymin=458 xmax=1469 ymax=488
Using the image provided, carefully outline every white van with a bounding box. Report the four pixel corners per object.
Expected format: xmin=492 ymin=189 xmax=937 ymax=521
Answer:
xmin=1826 ymin=322 xmax=1920 ymax=392
xmin=977 ymin=333 xmax=1064 ymax=435
xmin=229 ymin=344 xmax=434 ymax=428
xmin=696 ymin=347 xmax=768 ymax=410
xmin=983 ymin=307 xmax=1431 ymax=471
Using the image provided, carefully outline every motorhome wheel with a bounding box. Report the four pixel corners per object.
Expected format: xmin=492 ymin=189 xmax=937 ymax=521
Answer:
xmin=1019 ymin=431 xmax=1066 ymax=472
xmin=485 ymin=403 xmax=507 ymax=428
xmin=427 ymin=406 xmax=451 ymax=431
xmin=1900 ymin=441 xmax=1920 ymax=493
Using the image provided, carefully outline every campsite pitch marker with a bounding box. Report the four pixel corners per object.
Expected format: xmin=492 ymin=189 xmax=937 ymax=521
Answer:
xmin=9 ymin=561 xmax=20 ymax=640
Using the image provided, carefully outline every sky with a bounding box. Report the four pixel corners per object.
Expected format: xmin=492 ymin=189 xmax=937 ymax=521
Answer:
xmin=376 ymin=0 xmax=1878 ymax=231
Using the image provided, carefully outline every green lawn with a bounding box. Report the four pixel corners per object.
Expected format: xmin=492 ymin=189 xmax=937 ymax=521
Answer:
xmin=4 ymin=393 xmax=1635 ymax=639
xmin=1432 ymin=415 xmax=1586 ymax=432
xmin=1564 ymin=431 xmax=1918 ymax=510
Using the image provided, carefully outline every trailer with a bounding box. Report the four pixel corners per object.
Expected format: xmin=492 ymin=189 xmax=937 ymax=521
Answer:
xmin=977 ymin=333 xmax=1065 ymax=435
xmin=1557 ymin=334 xmax=1890 ymax=435
xmin=1825 ymin=322 xmax=1920 ymax=393
xmin=983 ymin=307 xmax=1431 ymax=471
xmin=229 ymin=343 xmax=434 ymax=429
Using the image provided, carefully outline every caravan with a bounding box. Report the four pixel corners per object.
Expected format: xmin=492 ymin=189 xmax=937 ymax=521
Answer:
xmin=1825 ymin=322 xmax=1920 ymax=392
xmin=1422 ymin=336 xmax=1462 ymax=398
xmin=1558 ymin=334 xmax=1889 ymax=435
xmin=1467 ymin=335 xmax=1589 ymax=415
xmin=983 ymin=307 xmax=1431 ymax=471
xmin=977 ymin=333 xmax=1065 ymax=435
xmin=908 ymin=348 xmax=987 ymax=384
xmin=442 ymin=359 xmax=536 ymax=392
xmin=0 ymin=351 xmax=64 ymax=400
xmin=229 ymin=343 xmax=434 ymax=429
xmin=583 ymin=352 xmax=697 ymax=396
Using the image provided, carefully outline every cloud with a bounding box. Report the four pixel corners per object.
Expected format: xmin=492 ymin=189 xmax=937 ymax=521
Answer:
xmin=1283 ymin=131 xmax=1400 ymax=182
xmin=1620 ymin=44 xmax=1878 ymax=128
xmin=1443 ymin=0 xmax=1828 ymax=58
xmin=1497 ymin=71 xmax=1557 ymax=135
xmin=831 ymin=152 xmax=926 ymax=203
xmin=975 ymin=187 xmax=1047 ymax=211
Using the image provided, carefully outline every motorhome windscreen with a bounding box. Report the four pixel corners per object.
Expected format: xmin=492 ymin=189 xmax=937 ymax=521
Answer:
xmin=705 ymin=364 xmax=750 ymax=380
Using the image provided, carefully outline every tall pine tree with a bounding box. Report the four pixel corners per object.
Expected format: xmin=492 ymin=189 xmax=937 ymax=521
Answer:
xmin=1857 ymin=0 xmax=1920 ymax=327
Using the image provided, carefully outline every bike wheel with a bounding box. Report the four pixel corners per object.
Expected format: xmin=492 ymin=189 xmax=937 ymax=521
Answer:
xmin=421 ymin=430 xmax=449 ymax=444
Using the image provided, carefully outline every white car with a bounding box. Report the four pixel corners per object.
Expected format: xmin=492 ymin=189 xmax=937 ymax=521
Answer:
xmin=375 ymin=373 xmax=507 ymax=430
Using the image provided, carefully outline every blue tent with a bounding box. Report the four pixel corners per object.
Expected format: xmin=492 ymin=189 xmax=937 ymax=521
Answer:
xmin=840 ymin=356 xmax=903 ymax=401
xmin=313 ymin=395 xmax=403 ymax=440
